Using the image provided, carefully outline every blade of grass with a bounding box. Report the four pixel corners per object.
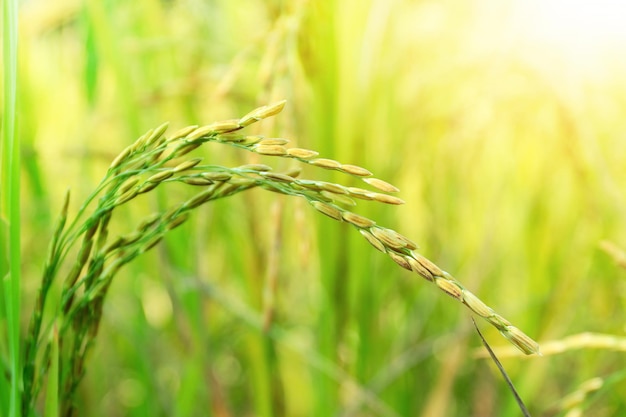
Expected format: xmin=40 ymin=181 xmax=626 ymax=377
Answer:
xmin=0 ymin=213 xmax=9 ymax=415
xmin=2 ymin=0 xmax=20 ymax=415
xmin=472 ymin=318 xmax=531 ymax=417
xmin=0 ymin=257 xmax=9 ymax=416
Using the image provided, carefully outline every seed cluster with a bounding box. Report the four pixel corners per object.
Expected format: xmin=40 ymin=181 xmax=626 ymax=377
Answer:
xmin=25 ymin=98 xmax=540 ymax=417
xmin=174 ymin=105 xmax=539 ymax=354
xmin=136 ymin=102 xmax=536 ymax=355
xmin=104 ymin=100 xmax=541 ymax=356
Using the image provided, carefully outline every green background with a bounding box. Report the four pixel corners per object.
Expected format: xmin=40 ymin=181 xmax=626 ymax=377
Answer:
xmin=3 ymin=0 xmax=626 ymax=415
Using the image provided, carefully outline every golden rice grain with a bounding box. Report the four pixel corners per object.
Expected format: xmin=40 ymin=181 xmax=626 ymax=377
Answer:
xmin=201 ymin=172 xmax=232 ymax=181
xmin=371 ymin=193 xmax=405 ymax=205
xmin=168 ymin=125 xmax=198 ymax=141
xmin=370 ymin=227 xmax=409 ymax=251
xmin=173 ymin=141 xmax=203 ymax=157
xmin=186 ymin=125 xmax=219 ymax=141
xmin=341 ymin=212 xmax=376 ymax=228
xmin=359 ymin=229 xmax=386 ymax=253
xmin=258 ymin=138 xmax=289 ymax=146
xmin=173 ymin=158 xmax=202 ymax=173
xmin=346 ymin=187 xmax=375 ymax=200
xmin=310 ymin=201 xmax=343 ymax=221
xmin=238 ymin=113 xmax=260 ymax=127
xmin=414 ymin=254 xmax=443 ymax=277
xmin=118 ymin=178 xmax=139 ymax=195
xmin=206 ymin=119 xmax=242 ymax=133
xmin=501 ymin=326 xmax=541 ymax=355
xmin=185 ymin=186 xmax=222 ymax=209
xmin=226 ymin=178 xmax=256 ymax=187
xmin=388 ymin=251 xmax=412 ymax=271
xmin=213 ymin=134 xmax=243 ymax=143
xmin=462 ymin=291 xmax=493 ymax=318
xmin=130 ymin=130 xmax=151 ymax=152
xmin=254 ymin=145 xmax=288 ymax=156
xmin=406 ymin=256 xmax=434 ymax=281
xmin=363 ymin=177 xmax=400 ymax=193
xmin=282 ymin=167 xmax=302 ymax=178
xmin=309 ymin=158 xmax=342 ymax=169
xmin=396 ymin=234 xmax=418 ymax=250
xmin=137 ymin=181 xmax=160 ymax=194
xmin=240 ymin=135 xmax=262 ymax=145
xmin=435 ymin=278 xmax=463 ymax=300
xmin=287 ymin=148 xmax=319 ymax=159
xmin=369 ymin=227 xmax=416 ymax=250
xmin=109 ymin=145 xmax=133 ymax=170
xmin=238 ymin=100 xmax=286 ymax=126
xmin=114 ymin=189 xmax=139 ymax=206
xmin=145 ymin=122 xmax=170 ymax=146
xmin=295 ymin=180 xmax=323 ymax=191
xmin=146 ymin=170 xmax=174 ymax=183
xmin=318 ymin=182 xmax=348 ymax=194
xmin=261 ymin=172 xmax=296 ymax=183
xmin=259 ymin=100 xmax=287 ymax=117
xmin=183 ymin=177 xmax=215 ymax=186
xmin=486 ymin=314 xmax=512 ymax=329
xmin=339 ymin=164 xmax=372 ymax=177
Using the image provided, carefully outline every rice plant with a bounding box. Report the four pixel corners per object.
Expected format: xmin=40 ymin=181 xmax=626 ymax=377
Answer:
xmin=17 ymin=101 xmax=538 ymax=416
xmin=7 ymin=1 xmax=626 ymax=416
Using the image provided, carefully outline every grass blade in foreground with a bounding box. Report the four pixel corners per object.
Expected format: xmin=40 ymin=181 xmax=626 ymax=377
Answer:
xmin=473 ymin=318 xmax=532 ymax=417
xmin=2 ymin=0 xmax=21 ymax=415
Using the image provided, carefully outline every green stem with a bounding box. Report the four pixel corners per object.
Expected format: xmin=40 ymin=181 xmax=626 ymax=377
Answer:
xmin=2 ymin=0 xmax=20 ymax=415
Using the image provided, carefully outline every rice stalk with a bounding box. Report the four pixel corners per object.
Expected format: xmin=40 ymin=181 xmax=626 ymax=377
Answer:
xmin=188 ymin=117 xmax=539 ymax=354
xmin=23 ymin=100 xmax=539 ymax=416
xmin=474 ymin=332 xmax=626 ymax=359
xmin=599 ymin=240 xmax=626 ymax=270
xmin=549 ymin=377 xmax=604 ymax=417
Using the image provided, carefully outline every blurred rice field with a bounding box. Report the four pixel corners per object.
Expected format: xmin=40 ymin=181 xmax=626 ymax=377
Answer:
xmin=7 ymin=0 xmax=626 ymax=415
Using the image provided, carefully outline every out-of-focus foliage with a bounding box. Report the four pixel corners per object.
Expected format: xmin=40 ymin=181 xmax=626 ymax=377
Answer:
xmin=12 ymin=0 xmax=626 ymax=415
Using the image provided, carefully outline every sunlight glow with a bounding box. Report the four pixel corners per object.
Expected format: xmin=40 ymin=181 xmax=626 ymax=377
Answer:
xmin=511 ymin=0 xmax=626 ymax=66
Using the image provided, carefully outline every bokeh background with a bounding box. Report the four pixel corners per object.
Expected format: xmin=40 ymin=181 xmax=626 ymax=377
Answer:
xmin=14 ymin=0 xmax=626 ymax=415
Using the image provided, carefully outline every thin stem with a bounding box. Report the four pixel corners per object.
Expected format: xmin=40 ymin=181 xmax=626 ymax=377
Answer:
xmin=2 ymin=0 xmax=20 ymax=415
